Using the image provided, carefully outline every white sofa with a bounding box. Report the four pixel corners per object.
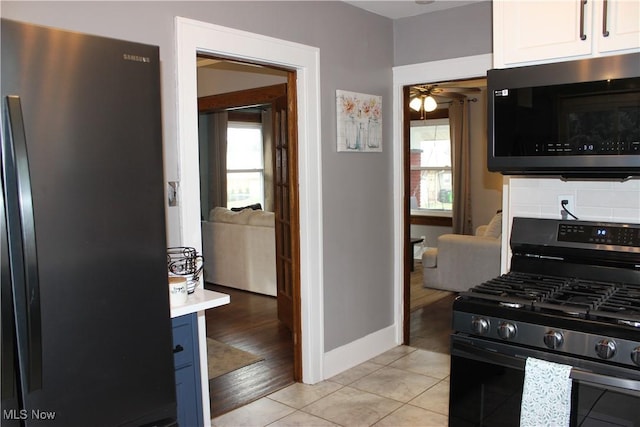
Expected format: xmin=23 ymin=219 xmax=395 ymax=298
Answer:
xmin=421 ymin=213 xmax=502 ymax=293
xmin=201 ymin=207 xmax=277 ymax=296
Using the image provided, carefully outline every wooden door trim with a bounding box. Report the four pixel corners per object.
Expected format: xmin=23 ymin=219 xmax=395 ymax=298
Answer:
xmin=198 ymin=83 xmax=287 ymax=112
xmin=286 ymin=72 xmax=302 ymax=381
xmin=402 ymin=85 xmax=411 ymax=344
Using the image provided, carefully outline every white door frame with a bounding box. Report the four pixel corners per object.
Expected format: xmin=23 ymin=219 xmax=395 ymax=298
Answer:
xmin=391 ymin=54 xmax=493 ymax=341
xmin=175 ymin=17 xmax=324 ymax=384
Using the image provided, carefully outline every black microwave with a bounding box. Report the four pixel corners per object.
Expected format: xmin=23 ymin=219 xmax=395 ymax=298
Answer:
xmin=487 ymin=53 xmax=640 ymax=179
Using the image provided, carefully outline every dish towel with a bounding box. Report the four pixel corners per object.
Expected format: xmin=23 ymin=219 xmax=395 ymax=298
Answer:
xmin=520 ymin=357 xmax=573 ymax=427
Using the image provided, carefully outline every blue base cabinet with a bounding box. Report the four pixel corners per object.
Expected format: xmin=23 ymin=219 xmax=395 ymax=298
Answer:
xmin=172 ymin=313 xmax=204 ymax=427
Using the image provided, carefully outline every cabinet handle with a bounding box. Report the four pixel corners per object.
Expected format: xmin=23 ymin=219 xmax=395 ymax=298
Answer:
xmin=602 ymin=0 xmax=610 ymax=37
xmin=579 ymin=0 xmax=588 ymax=40
xmin=173 ymin=344 xmax=184 ymax=354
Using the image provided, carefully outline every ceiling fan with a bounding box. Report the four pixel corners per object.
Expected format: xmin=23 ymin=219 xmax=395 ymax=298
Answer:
xmin=409 ymin=82 xmax=482 ymax=118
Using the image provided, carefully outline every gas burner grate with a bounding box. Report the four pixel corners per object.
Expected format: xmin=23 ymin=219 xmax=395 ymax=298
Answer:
xmin=537 ymin=278 xmax=615 ymax=314
xmin=591 ymin=283 xmax=640 ymax=323
xmin=471 ymin=272 xmax=562 ymax=302
xmin=463 ymin=272 xmax=640 ymax=323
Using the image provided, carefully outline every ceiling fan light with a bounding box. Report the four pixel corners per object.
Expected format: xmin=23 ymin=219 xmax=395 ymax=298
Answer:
xmin=424 ymin=95 xmax=437 ymax=112
xmin=409 ymin=97 xmax=423 ymax=112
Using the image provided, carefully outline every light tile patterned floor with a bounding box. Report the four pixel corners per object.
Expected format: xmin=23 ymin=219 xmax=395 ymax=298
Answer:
xmin=212 ymin=346 xmax=449 ymax=427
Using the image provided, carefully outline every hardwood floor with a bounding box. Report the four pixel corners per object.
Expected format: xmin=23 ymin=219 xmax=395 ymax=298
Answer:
xmin=409 ymin=259 xmax=456 ymax=354
xmin=204 ymin=261 xmax=453 ymax=417
xmin=204 ymin=283 xmax=294 ymax=418
xmin=409 ymin=293 xmax=456 ymax=354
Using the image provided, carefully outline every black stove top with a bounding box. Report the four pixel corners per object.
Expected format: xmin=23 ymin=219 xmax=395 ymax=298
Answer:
xmin=462 ymin=271 xmax=640 ymax=325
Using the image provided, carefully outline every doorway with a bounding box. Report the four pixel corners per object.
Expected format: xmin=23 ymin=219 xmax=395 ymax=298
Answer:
xmin=403 ymin=78 xmax=486 ymax=349
xmin=196 ymin=60 xmax=298 ymax=327
xmin=196 ymin=57 xmax=301 ymax=415
xmin=391 ymin=54 xmax=494 ymax=346
xmin=175 ymin=17 xmax=324 ymax=388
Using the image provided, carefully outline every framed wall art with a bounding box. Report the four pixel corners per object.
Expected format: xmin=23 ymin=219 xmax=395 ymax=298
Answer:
xmin=336 ymin=90 xmax=382 ymax=152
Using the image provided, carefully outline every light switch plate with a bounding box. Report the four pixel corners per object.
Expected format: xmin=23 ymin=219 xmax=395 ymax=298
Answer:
xmin=168 ymin=181 xmax=179 ymax=207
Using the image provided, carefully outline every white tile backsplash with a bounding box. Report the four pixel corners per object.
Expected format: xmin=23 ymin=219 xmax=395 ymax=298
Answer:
xmin=502 ymin=176 xmax=640 ymax=271
xmin=612 ymin=208 xmax=640 ymax=223
xmin=508 ymin=177 xmax=640 ymax=223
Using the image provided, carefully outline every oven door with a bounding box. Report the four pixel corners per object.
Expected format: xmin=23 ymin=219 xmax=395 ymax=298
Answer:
xmin=450 ymin=335 xmax=640 ymax=427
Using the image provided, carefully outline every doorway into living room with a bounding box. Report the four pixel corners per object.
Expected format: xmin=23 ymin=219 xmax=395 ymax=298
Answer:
xmin=196 ymin=57 xmax=299 ymax=417
xmin=403 ymin=76 xmax=501 ymax=350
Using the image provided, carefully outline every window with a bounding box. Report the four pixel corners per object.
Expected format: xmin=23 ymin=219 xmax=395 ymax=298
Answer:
xmin=226 ymin=121 xmax=264 ymax=208
xmin=410 ymin=119 xmax=452 ymax=216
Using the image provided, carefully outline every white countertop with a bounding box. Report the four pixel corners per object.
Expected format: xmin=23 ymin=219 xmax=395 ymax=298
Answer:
xmin=170 ymin=287 xmax=230 ymax=318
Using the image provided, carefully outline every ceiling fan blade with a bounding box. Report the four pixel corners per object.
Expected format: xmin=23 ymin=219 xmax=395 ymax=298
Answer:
xmin=413 ymin=84 xmax=481 ymax=94
xmin=443 ymin=87 xmax=481 ymax=93
xmin=443 ymin=92 xmax=467 ymax=100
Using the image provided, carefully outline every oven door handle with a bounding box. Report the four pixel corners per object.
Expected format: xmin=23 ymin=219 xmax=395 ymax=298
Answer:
xmin=452 ymin=337 xmax=526 ymax=370
xmin=452 ymin=338 xmax=640 ymax=394
xmin=570 ymin=368 xmax=640 ymax=393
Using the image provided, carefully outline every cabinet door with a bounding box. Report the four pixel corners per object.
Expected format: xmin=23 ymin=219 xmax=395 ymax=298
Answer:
xmin=594 ymin=0 xmax=640 ymax=53
xmin=494 ymin=0 xmax=593 ymax=67
xmin=172 ymin=314 xmax=204 ymax=427
xmin=175 ymin=365 xmax=203 ymax=427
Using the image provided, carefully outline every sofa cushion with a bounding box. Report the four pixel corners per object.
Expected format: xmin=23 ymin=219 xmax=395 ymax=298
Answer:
xmin=483 ymin=212 xmax=502 ymax=239
xmin=247 ymin=210 xmax=275 ymax=227
xmin=209 ymin=207 xmax=253 ymax=224
xmin=201 ymin=211 xmax=277 ymax=296
xmin=422 ymin=247 xmax=438 ymax=268
xmin=422 ymin=233 xmax=501 ymax=292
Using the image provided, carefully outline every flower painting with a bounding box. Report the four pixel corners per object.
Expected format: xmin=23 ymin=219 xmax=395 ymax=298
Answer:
xmin=336 ymin=90 xmax=382 ymax=152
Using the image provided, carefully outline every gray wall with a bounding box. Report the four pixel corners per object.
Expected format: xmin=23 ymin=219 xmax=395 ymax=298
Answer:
xmin=1 ymin=1 xmax=394 ymax=352
xmin=394 ymin=1 xmax=493 ymax=66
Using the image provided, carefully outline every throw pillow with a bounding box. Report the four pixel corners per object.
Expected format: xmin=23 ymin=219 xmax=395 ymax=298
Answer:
xmin=230 ymin=203 xmax=262 ymax=212
xmin=209 ymin=207 xmax=228 ymax=222
xmin=209 ymin=207 xmax=252 ymax=224
xmin=483 ymin=212 xmax=502 ymax=239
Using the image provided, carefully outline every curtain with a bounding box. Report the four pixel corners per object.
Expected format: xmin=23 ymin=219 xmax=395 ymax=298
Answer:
xmin=205 ymin=111 xmax=228 ymax=212
xmin=450 ymin=99 xmax=473 ymax=235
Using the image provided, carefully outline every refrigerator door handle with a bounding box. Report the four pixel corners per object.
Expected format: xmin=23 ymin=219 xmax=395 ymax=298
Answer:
xmin=1 ymin=150 xmax=18 ymax=402
xmin=3 ymin=95 xmax=43 ymax=392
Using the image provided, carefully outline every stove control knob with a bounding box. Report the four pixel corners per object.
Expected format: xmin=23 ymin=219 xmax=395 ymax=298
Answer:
xmin=595 ymin=339 xmax=617 ymax=360
xmin=631 ymin=347 xmax=640 ymax=367
xmin=543 ymin=330 xmax=564 ymax=350
xmin=471 ymin=317 xmax=490 ymax=335
xmin=498 ymin=322 xmax=517 ymax=340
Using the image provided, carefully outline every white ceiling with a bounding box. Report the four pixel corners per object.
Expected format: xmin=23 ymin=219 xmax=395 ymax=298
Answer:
xmin=343 ymin=0 xmax=482 ymax=20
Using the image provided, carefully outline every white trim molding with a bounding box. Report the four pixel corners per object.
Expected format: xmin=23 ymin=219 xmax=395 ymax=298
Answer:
xmin=391 ymin=54 xmax=494 ymax=343
xmin=323 ymin=325 xmax=397 ymax=379
xmin=175 ymin=17 xmax=324 ymax=385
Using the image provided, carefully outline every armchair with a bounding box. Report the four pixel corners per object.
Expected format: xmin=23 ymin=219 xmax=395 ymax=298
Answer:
xmin=421 ymin=213 xmax=502 ymax=292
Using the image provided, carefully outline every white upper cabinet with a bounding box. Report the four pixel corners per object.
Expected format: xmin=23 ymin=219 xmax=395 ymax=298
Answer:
xmin=595 ymin=0 xmax=640 ymax=53
xmin=493 ymin=0 xmax=640 ymax=68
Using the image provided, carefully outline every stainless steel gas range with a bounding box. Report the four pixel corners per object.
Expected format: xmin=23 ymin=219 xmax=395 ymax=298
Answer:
xmin=449 ymin=217 xmax=640 ymax=427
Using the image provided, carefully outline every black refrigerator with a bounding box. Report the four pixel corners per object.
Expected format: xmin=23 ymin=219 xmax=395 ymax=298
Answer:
xmin=1 ymin=19 xmax=177 ymax=426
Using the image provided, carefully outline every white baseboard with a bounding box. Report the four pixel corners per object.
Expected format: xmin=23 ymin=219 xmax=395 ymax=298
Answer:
xmin=322 ymin=325 xmax=398 ymax=380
